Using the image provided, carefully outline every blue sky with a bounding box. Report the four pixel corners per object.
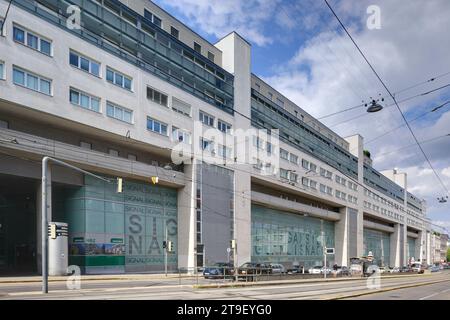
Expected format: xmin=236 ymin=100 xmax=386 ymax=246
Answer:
xmin=154 ymin=0 xmax=450 ymax=233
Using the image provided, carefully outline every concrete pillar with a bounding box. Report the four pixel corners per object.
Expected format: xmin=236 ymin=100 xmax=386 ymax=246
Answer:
xmin=216 ymin=32 xmax=252 ymax=267
xmin=426 ymin=231 xmax=431 ymax=265
xmin=177 ymin=163 xmax=196 ymax=272
xmin=415 ymin=230 xmax=423 ymax=263
xmin=36 ymin=163 xmax=51 ymax=274
xmin=335 ymin=207 xmax=362 ymax=267
xmin=390 ymin=223 xmax=401 ymax=267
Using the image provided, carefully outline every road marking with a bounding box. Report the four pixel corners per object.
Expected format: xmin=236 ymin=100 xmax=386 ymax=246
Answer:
xmin=419 ymin=287 xmax=450 ymax=300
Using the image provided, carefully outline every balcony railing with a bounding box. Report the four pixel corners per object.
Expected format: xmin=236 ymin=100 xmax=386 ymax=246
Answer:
xmin=9 ymin=0 xmax=234 ymax=114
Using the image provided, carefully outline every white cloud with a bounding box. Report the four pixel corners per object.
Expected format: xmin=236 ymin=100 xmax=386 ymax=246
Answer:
xmin=261 ymin=0 xmax=450 ymax=226
xmin=154 ymin=0 xmax=280 ymax=46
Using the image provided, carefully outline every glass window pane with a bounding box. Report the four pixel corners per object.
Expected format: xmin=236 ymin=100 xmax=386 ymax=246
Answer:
xmin=26 ymin=74 xmax=38 ymax=90
xmin=27 ymin=33 xmax=38 ymax=49
xmin=147 ymin=118 xmax=153 ymax=130
xmin=70 ymin=90 xmax=79 ymax=104
xmin=115 ymin=73 xmax=123 ymax=86
xmin=40 ymin=79 xmax=51 ymax=95
xmin=13 ymin=27 xmax=25 ymax=43
xmin=40 ymin=39 xmax=51 ymax=55
xmin=91 ymin=62 xmax=100 ymax=76
xmin=161 ymin=124 xmax=167 ymax=135
xmin=124 ymin=77 xmax=132 ymax=90
xmin=106 ymin=104 xmax=114 ymax=117
xmin=116 ymin=107 xmax=123 ymax=120
xmin=70 ymin=52 xmax=79 ymax=67
xmin=91 ymin=98 xmax=100 ymax=112
xmin=80 ymin=57 xmax=90 ymax=72
xmin=124 ymin=111 xmax=132 ymax=123
xmin=161 ymin=94 xmax=167 ymax=106
xmin=13 ymin=69 xmax=25 ymax=85
xmin=106 ymin=69 xmax=114 ymax=82
xmin=0 ymin=63 xmax=3 ymax=79
xmin=153 ymin=91 xmax=160 ymax=103
xmin=80 ymin=94 xmax=90 ymax=108
xmin=153 ymin=16 xmax=162 ymax=27
xmin=154 ymin=121 xmax=160 ymax=132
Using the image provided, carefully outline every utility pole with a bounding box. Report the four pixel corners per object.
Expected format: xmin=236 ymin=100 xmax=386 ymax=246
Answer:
xmin=41 ymin=156 xmax=117 ymax=294
xmin=321 ymin=219 xmax=326 ymax=279
xmin=164 ymin=224 xmax=168 ymax=277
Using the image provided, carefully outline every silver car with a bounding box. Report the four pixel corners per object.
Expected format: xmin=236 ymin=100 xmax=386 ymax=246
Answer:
xmin=269 ymin=263 xmax=286 ymax=274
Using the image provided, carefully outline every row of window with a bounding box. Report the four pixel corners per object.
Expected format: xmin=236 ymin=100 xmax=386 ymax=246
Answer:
xmin=364 ymin=188 xmax=405 ymax=212
xmin=364 ymin=201 xmax=404 ymax=222
xmin=199 ymin=111 xmax=232 ymax=133
xmin=143 ymin=9 xmax=215 ymax=63
xmin=13 ymin=25 xmax=52 ymax=56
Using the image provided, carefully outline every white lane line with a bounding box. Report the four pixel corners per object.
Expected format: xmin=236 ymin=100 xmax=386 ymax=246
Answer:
xmin=419 ymin=288 xmax=450 ymax=300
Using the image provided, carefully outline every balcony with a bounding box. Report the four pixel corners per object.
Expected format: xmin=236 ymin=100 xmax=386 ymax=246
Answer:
xmin=10 ymin=0 xmax=234 ymax=113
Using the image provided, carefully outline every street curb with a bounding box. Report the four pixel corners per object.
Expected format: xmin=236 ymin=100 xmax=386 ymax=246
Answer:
xmin=323 ymin=278 xmax=449 ymax=300
xmin=0 ymin=275 xmax=182 ymax=284
xmin=193 ymin=274 xmax=432 ymax=289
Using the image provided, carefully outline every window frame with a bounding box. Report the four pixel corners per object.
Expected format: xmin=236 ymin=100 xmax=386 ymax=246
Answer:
xmin=147 ymin=117 xmax=168 ymax=136
xmin=218 ymin=119 xmax=232 ymax=133
xmin=106 ymin=67 xmax=133 ymax=91
xmin=12 ymin=66 xmax=52 ymax=96
xmin=69 ymin=87 xmax=101 ymax=113
xmin=147 ymin=86 xmax=169 ymax=107
xmin=69 ymin=50 xmax=101 ymax=77
xmin=106 ymin=101 xmax=133 ymax=124
xmin=199 ymin=111 xmax=214 ymax=127
xmin=12 ymin=24 xmax=53 ymax=56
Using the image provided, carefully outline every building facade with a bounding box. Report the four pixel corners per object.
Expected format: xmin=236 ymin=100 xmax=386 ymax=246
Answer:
xmin=0 ymin=0 xmax=431 ymax=274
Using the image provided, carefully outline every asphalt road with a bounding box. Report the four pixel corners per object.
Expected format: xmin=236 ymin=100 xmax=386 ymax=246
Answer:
xmin=347 ymin=278 xmax=450 ymax=300
xmin=0 ymin=271 xmax=449 ymax=300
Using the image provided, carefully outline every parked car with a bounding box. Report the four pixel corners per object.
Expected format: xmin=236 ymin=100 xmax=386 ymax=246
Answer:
xmin=269 ymin=263 xmax=286 ymax=274
xmin=332 ymin=266 xmax=350 ymax=276
xmin=321 ymin=267 xmax=332 ymax=274
xmin=308 ymin=266 xmax=323 ymax=274
xmin=430 ymin=264 xmax=440 ymax=272
xmin=286 ymin=265 xmax=304 ymax=274
xmin=390 ymin=267 xmax=400 ymax=273
xmin=400 ymin=266 xmax=412 ymax=273
xmin=203 ymin=262 xmax=234 ymax=279
xmin=237 ymin=262 xmax=272 ymax=281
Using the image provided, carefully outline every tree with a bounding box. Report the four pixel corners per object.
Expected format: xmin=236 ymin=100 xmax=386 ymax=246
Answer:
xmin=447 ymin=248 xmax=450 ymax=262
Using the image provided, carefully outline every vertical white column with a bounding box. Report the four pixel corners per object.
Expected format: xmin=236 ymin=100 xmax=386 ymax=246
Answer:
xmin=216 ymin=32 xmax=252 ymax=266
xmin=36 ymin=164 xmax=51 ymax=274
xmin=335 ymin=207 xmax=348 ymax=266
xmin=177 ymin=163 xmax=196 ymax=272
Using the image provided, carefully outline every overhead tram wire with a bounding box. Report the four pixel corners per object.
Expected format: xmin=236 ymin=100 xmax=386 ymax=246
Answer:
xmin=362 ymin=100 xmax=450 ymax=147
xmin=324 ymin=0 xmax=450 ymax=196
xmin=374 ymin=133 xmax=450 ymax=165
xmin=273 ymin=1 xmax=450 ymax=124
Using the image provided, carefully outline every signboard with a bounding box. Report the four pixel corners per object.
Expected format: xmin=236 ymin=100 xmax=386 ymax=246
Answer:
xmin=325 ymin=248 xmax=335 ymax=255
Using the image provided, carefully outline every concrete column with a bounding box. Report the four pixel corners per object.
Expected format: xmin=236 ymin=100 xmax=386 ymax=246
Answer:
xmin=390 ymin=223 xmax=401 ymax=267
xmin=216 ymin=32 xmax=252 ymax=267
xmin=426 ymin=231 xmax=431 ymax=265
xmin=36 ymin=163 xmax=51 ymax=274
xmin=177 ymin=163 xmax=196 ymax=272
xmin=335 ymin=207 xmax=348 ymax=266
xmin=415 ymin=230 xmax=423 ymax=263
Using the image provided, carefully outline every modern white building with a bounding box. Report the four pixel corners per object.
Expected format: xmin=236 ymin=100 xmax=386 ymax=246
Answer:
xmin=0 ymin=0 xmax=431 ymax=274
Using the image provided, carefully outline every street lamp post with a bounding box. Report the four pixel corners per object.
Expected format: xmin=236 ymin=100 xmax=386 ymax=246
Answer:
xmin=41 ymin=156 xmax=117 ymax=294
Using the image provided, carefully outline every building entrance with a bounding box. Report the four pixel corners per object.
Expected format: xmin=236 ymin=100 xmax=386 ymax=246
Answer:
xmin=0 ymin=174 xmax=37 ymax=275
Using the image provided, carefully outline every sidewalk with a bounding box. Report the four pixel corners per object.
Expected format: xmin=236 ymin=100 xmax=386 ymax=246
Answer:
xmin=0 ymin=273 xmax=182 ymax=284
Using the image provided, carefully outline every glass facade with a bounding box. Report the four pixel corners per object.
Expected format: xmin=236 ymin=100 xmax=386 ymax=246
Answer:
xmin=14 ymin=0 xmax=234 ymax=113
xmin=251 ymin=205 xmax=335 ymax=268
xmin=363 ymin=228 xmax=390 ymax=267
xmin=407 ymin=237 xmax=416 ymax=261
xmin=251 ymin=89 xmax=359 ymax=180
xmin=59 ymin=175 xmax=177 ymax=274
